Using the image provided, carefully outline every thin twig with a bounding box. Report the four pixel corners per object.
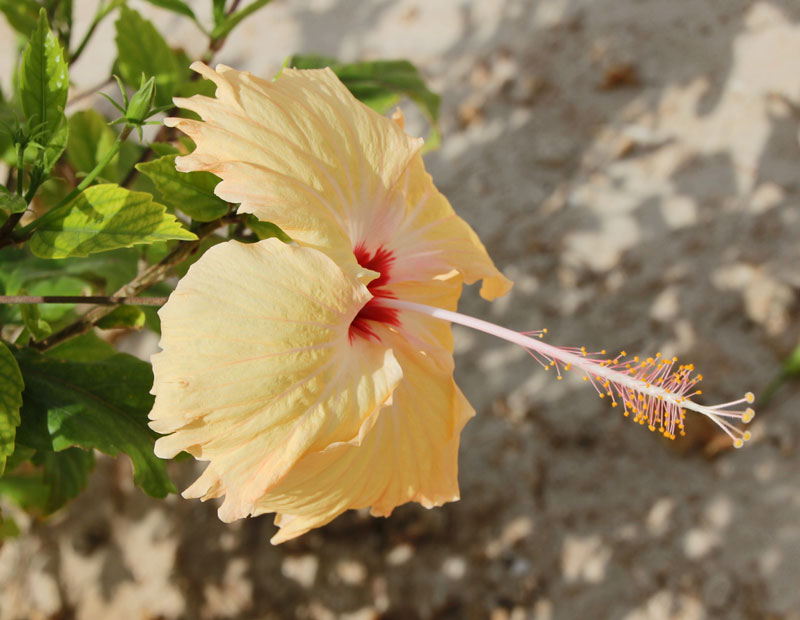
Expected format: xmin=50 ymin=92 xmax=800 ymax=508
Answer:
xmin=0 ymin=295 xmax=167 ymax=306
xmin=31 ymin=212 xmax=239 ymax=351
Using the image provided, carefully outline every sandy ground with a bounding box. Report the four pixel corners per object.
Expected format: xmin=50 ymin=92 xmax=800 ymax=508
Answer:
xmin=2 ymin=0 xmax=800 ymax=618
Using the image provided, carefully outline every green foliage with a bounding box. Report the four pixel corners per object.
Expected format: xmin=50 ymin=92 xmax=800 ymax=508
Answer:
xmin=14 ymin=348 xmax=175 ymax=497
xmin=0 ymin=0 xmax=39 ymax=39
xmin=0 ymin=187 xmax=26 ymax=215
xmin=137 ymin=155 xmax=229 ymax=221
xmin=67 ymin=110 xmax=118 ymax=179
xmin=29 ymin=184 xmax=197 ymax=258
xmin=19 ymin=300 xmax=51 ymax=342
xmin=211 ymin=0 xmax=273 ymax=40
xmin=96 ymin=305 xmax=146 ymax=330
xmin=19 ymin=10 xmax=69 ymax=147
xmin=0 ymin=447 xmax=94 ymax=514
xmin=0 ymin=342 xmax=24 ymax=476
xmin=247 ymin=215 xmax=291 ymax=243
xmin=114 ymin=5 xmax=183 ymax=108
xmin=141 ymin=0 xmax=197 ymax=21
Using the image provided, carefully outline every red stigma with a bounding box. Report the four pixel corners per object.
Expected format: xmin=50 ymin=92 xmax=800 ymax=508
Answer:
xmin=349 ymin=243 xmax=400 ymax=342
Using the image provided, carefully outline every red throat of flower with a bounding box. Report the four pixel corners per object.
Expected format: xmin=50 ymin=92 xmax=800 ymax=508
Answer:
xmin=349 ymin=243 xmax=401 ymax=342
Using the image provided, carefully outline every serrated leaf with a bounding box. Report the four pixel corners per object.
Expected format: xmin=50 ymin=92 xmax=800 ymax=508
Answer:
xmin=114 ymin=5 xmax=182 ymax=108
xmin=0 ymin=188 xmax=26 ymax=214
xmin=211 ymin=0 xmax=272 ymax=40
xmin=136 ymin=155 xmax=228 ymax=221
xmin=289 ymin=55 xmax=440 ymax=144
xmin=66 ymin=109 xmax=118 ymax=179
xmin=141 ymin=0 xmax=196 ymax=20
xmin=30 ymin=183 xmax=197 ymax=259
xmin=14 ymin=348 xmax=176 ymax=497
xmin=96 ymin=305 xmax=145 ymax=330
xmin=19 ymin=9 xmax=69 ymax=146
xmin=0 ymin=342 xmax=24 ymax=475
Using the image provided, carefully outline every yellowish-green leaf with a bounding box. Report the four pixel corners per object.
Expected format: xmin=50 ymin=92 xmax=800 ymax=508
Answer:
xmin=30 ymin=184 xmax=196 ymax=259
xmin=136 ymin=155 xmax=228 ymax=221
xmin=0 ymin=342 xmax=24 ymax=476
xmin=0 ymin=188 xmax=26 ymax=215
xmin=19 ymin=9 xmax=69 ymax=145
xmin=96 ymin=306 xmax=146 ymax=330
xmin=66 ymin=110 xmax=118 ymax=179
xmin=19 ymin=302 xmax=52 ymax=342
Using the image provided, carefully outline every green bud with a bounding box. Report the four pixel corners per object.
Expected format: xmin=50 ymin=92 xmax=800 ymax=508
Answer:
xmin=126 ymin=75 xmax=157 ymax=124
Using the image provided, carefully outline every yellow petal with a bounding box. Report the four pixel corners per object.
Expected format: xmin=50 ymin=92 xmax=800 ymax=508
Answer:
xmin=168 ymin=63 xmax=512 ymax=301
xmin=149 ymin=239 xmax=403 ymax=521
xmin=384 ymin=153 xmax=513 ymax=300
xmin=165 ymin=62 xmax=422 ymax=270
xmin=252 ymin=342 xmax=473 ymax=544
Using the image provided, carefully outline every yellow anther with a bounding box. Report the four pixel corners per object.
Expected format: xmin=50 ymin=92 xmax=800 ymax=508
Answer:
xmin=743 ymin=431 xmax=752 ymax=441
xmin=742 ymin=408 xmax=754 ymax=423
xmin=734 ymin=438 xmax=744 ymax=448
xmin=745 ymin=392 xmax=755 ymax=404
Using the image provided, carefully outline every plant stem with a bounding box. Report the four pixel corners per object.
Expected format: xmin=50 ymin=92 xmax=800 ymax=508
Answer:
xmin=0 ymin=295 xmax=167 ymax=305
xmin=31 ymin=212 xmax=239 ymax=351
xmin=10 ymin=126 xmax=131 ymax=245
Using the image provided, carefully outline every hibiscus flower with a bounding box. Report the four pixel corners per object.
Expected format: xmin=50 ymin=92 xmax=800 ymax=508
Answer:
xmin=149 ymin=63 xmax=753 ymax=543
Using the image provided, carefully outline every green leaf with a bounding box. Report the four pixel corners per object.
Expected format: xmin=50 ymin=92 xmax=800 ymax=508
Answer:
xmin=29 ymin=275 xmax=86 ymax=322
xmin=0 ymin=342 xmax=24 ymax=476
xmin=29 ymin=183 xmax=197 ymax=259
xmin=38 ymin=448 xmax=95 ymax=513
xmin=211 ymin=0 xmax=272 ymax=40
xmin=40 ymin=119 xmax=69 ymax=173
xmin=67 ymin=110 xmax=118 ymax=179
xmin=19 ymin=9 xmax=69 ymax=146
xmin=247 ymin=214 xmax=291 ymax=243
xmin=0 ymin=448 xmax=94 ymax=514
xmin=136 ymin=155 xmax=228 ymax=221
xmin=141 ymin=0 xmax=196 ymax=20
xmin=0 ymin=187 xmax=26 ymax=215
xmin=47 ymin=332 xmax=116 ymax=362
xmin=0 ymin=245 xmax=140 ymax=300
xmin=96 ymin=305 xmax=146 ymax=330
xmin=0 ymin=514 xmax=20 ymax=539
xmin=0 ymin=474 xmax=49 ymax=512
xmin=289 ymin=55 xmax=441 ymax=143
xmin=212 ymin=0 xmax=227 ymax=27
xmin=14 ymin=348 xmax=176 ymax=497
xmin=0 ymin=0 xmax=39 ymax=37
xmin=19 ymin=301 xmax=52 ymax=341
xmin=114 ymin=5 xmax=182 ymax=108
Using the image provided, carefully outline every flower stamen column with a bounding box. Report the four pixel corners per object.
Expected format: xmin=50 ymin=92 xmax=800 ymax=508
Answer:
xmin=382 ymin=299 xmax=755 ymax=447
